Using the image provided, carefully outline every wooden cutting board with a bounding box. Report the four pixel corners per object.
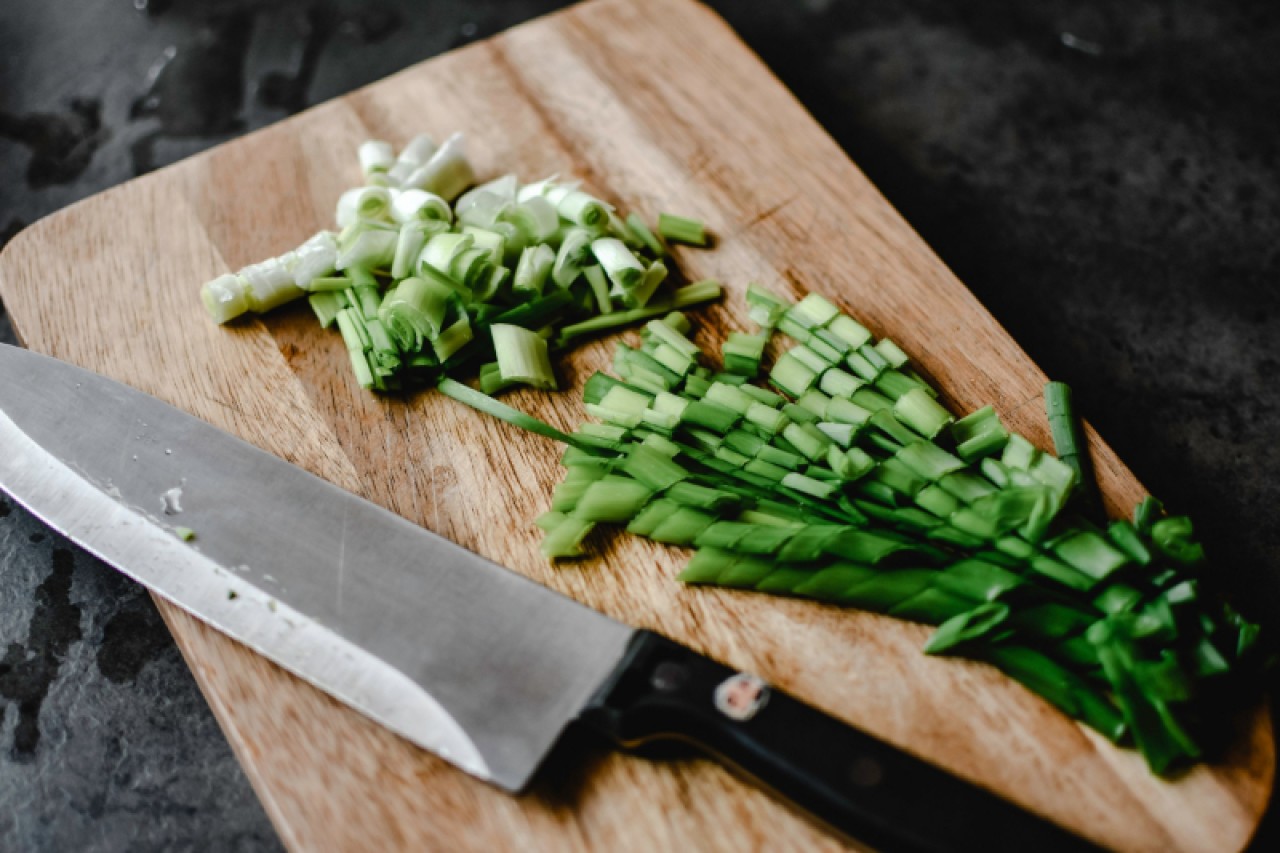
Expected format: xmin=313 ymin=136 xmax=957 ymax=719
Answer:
xmin=0 ymin=0 xmax=1272 ymax=849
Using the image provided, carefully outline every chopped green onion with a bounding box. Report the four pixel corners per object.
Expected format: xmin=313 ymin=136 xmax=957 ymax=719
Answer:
xmin=1045 ymin=381 xmax=1104 ymax=522
xmin=391 ymin=189 xmax=453 ymax=224
xmin=201 ymin=274 xmax=251 ymax=324
xmin=402 ymin=132 xmax=475 ymax=201
xmin=582 ymin=266 xmax=613 ymax=315
xmin=386 ymin=134 xmax=437 ymax=185
xmin=491 ymin=323 xmax=556 ymax=391
xmin=788 ymin=293 xmax=840 ymax=329
xmin=336 ymin=186 xmax=393 ymax=228
xmin=512 ymin=244 xmax=556 ymax=296
xmin=437 ymin=378 xmax=587 ymax=448
xmin=656 ymin=212 xmax=708 ymax=246
xmin=358 ymin=140 xmax=394 ymax=178
xmin=892 ymin=388 xmax=953 ymax=439
xmin=625 ymin=212 xmax=667 ymax=257
xmin=431 ymin=311 xmax=473 ymax=361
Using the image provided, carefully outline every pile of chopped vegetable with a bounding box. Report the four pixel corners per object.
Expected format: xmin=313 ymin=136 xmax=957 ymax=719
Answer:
xmin=451 ymin=286 xmax=1265 ymax=774
xmin=201 ymin=133 xmax=720 ymax=390
xmin=204 ymin=134 xmax=1266 ymax=776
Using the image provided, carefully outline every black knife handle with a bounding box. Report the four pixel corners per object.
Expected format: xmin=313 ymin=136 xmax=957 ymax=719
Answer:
xmin=579 ymin=631 xmax=1099 ymax=853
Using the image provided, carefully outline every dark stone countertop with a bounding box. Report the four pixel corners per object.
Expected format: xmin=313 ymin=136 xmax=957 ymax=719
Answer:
xmin=2 ymin=1 xmax=1278 ymax=849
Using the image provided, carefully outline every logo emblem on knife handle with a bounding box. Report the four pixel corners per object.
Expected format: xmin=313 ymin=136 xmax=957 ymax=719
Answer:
xmin=714 ymin=672 xmax=770 ymax=722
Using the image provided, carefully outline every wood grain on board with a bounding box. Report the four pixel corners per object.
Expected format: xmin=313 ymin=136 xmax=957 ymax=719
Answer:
xmin=0 ymin=0 xmax=1272 ymax=850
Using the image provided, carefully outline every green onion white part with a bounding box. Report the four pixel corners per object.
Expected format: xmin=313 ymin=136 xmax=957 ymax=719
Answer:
xmin=357 ymin=140 xmax=394 ymax=179
xmin=202 ymin=133 xmax=720 ymax=391
xmin=386 ymin=133 xmax=437 ymax=186
xmin=336 ymin=186 xmax=393 ymax=228
xmin=401 ymin=132 xmax=475 ymax=201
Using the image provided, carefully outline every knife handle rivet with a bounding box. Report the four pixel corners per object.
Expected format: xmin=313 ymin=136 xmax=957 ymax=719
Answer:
xmin=849 ymin=756 xmax=883 ymax=788
xmin=650 ymin=661 xmax=689 ymax=692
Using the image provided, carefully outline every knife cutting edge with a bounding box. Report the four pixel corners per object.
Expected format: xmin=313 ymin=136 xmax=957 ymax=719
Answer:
xmin=0 ymin=344 xmax=1097 ymax=852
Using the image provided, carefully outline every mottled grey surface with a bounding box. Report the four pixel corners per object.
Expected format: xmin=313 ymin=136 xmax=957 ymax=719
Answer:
xmin=0 ymin=514 xmax=276 ymax=851
xmin=1 ymin=0 xmax=1278 ymax=850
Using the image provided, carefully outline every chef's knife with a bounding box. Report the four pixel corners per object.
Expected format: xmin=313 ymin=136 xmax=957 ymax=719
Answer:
xmin=0 ymin=344 xmax=1095 ymax=852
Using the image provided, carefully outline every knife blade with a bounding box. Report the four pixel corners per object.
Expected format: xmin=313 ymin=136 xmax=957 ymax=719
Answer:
xmin=0 ymin=344 xmax=1095 ymax=852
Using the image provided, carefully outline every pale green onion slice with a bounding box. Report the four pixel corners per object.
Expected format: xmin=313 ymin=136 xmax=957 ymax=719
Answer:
xmin=827 ymin=315 xmax=873 ymax=349
xmin=456 ymin=192 xmax=511 ymax=229
xmin=386 ymin=134 xmax=437 ymax=185
xmin=607 ymin=211 xmax=642 ymax=249
xmin=557 ymin=189 xmax=613 ymax=228
xmin=391 ymin=222 xmax=429 ymax=280
xmin=461 ymin=227 xmax=505 ymax=267
xmin=624 ymin=260 xmax=667 ymax=309
xmin=746 ymin=282 xmax=789 ymax=329
xmin=552 ymin=228 xmax=594 ymax=288
xmin=625 ymin=213 xmax=667 ymax=257
xmin=303 ymin=276 xmax=351 ymax=292
xmin=540 ymin=516 xmax=595 ymax=559
xmin=788 ymin=293 xmax=840 ymax=329
xmin=591 ymin=237 xmax=645 ymax=292
xmin=400 ymin=134 xmax=437 ymax=163
xmin=336 ymin=186 xmax=393 ymax=228
xmin=402 ymin=132 xmax=475 ymax=201
xmin=583 ymin=266 xmax=613 ymax=314
xmin=201 ymin=273 xmax=251 ymax=324
xmin=542 ymin=182 xmax=579 ymax=207
xmin=893 ymin=388 xmax=954 ymax=439
xmin=431 ymin=311 xmax=473 ymax=361
xmin=448 ymin=247 xmax=490 ymax=291
xmin=241 ymin=257 xmax=304 ymax=313
xmin=875 ymin=338 xmax=910 ymax=368
xmin=290 ymin=231 xmax=338 ymax=288
xmin=378 ymin=276 xmax=453 ymax=349
xmin=358 ymin=140 xmax=394 ymax=178
xmin=472 ymin=265 xmax=509 ymax=303
xmin=419 ymin=232 xmax=474 ymax=276
xmin=456 ymin=174 xmax=519 ymax=212
xmin=657 ymin=212 xmax=707 ymax=246
xmin=336 ymin=228 xmax=397 ymax=271
xmin=492 ymin=323 xmax=557 ymax=390
xmin=391 ymin=189 xmax=452 ymax=224
xmin=308 ymin=291 xmax=346 ymax=328
xmin=644 ymin=316 xmax=700 ymax=359
xmin=503 ymin=196 xmax=560 ymax=243
xmin=515 ymin=175 xmax=560 ymax=203
xmin=513 ymin=244 xmax=555 ymax=295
